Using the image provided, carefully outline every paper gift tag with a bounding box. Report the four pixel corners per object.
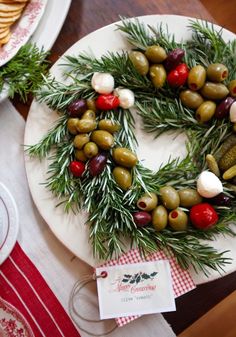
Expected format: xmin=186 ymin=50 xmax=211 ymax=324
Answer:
xmin=96 ymin=260 xmax=176 ymax=319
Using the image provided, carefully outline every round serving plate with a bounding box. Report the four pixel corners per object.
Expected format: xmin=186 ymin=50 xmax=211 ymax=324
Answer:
xmin=24 ymin=15 xmax=236 ymax=284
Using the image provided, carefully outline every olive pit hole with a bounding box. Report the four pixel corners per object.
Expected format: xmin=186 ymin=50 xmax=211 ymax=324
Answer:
xmin=138 ymin=201 xmax=147 ymax=208
xmin=171 ymin=211 xmax=178 ymax=218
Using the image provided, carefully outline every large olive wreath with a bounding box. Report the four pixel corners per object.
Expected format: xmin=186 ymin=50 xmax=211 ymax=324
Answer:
xmin=28 ymin=18 xmax=236 ymax=275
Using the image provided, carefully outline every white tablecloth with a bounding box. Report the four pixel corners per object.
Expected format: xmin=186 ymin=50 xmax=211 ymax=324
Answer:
xmin=0 ymin=99 xmax=176 ymax=337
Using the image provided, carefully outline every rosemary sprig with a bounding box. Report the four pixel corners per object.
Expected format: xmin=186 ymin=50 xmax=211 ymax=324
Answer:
xmin=0 ymin=43 xmax=49 ymax=102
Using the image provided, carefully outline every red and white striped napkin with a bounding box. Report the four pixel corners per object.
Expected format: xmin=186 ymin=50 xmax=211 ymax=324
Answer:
xmin=0 ymin=242 xmax=81 ymax=337
xmin=100 ymin=248 xmax=196 ymax=327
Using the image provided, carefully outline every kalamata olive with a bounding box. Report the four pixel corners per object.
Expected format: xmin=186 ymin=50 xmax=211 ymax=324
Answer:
xmin=76 ymin=119 xmax=97 ymax=133
xmin=91 ymin=130 xmax=114 ymax=150
xmin=112 ymin=147 xmax=138 ymax=168
xmin=208 ymin=192 xmax=231 ymax=207
xmin=178 ymin=189 xmax=202 ymax=207
xmin=137 ymin=192 xmax=158 ymax=212
xmin=164 ymin=48 xmax=185 ymax=72
xmin=206 ymin=63 xmax=228 ymax=82
xmin=188 ymin=65 xmax=206 ymax=91
xmin=89 ymin=153 xmax=107 ymax=176
xmin=73 ymin=134 xmax=90 ymax=149
xmin=98 ymin=119 xmax=120 ymax=133
xmin=67 ymin=99 xmax=87 ymax=117
xmin=195 ymin=101 xmax=216 ymax=123
xmin=81 ymin=109 xmax=96 ymax=120
xmin=67 ymin=118 xmax=79 ymax=135
xmin=113 ymin=166 xmax=132 ymax=190
xmin=83 ymin=142 xmax=99 ymax=158
xmin=179 ymin=90 xmax=204 ymax=110
xmin=129 ymin=51 xmax=149 ymax=76
xmin=228 ymin=80 xmax=236 ymax=97
xmin=145 ymin=45 xmax=167 ymax=63
xmin=201 ymin=82 xmax=229 ymax=100
xmin=149 ymin=64 xmax=167 ymax=88
xmin=152 ymin=205 xmax=168 ymax=231
xmin=86 ymin=99 xmax=97 ymax=112
xmin=159 ymin=186 xmax=180 ymax=210
xmin=133 ymin=211 xmax=152 ymax=227
xmin=168 ymin=208 xmax=188 ymax=231
xmin=75 ymin=149 xmax=87 ymax=162
xmin=214 ymin=97 xmax=235 ymax=119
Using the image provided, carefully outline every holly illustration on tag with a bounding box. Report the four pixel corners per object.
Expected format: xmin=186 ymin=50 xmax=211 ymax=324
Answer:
xmin=122 ymin=271 xmax=158 ymax=284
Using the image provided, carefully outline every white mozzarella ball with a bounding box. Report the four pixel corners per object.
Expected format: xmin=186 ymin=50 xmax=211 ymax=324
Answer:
xmin=114 ymin=87 xmax=135 ymax=109
xmin=197 ymin=170 xmax=223 ymax=198
xmin=229 ymin=101 xmax=236 ymax=123
xmin=91 ymin=72 xmax=114 ymax=94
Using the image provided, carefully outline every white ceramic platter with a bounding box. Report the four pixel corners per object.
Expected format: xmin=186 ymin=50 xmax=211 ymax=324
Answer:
xmin=0 ymin=0 xmax=48 ymax=67
xmin=24 ymin=15 xmax=236 ymax=284
xmin=0 ymin=182 xmax=19 ymax=265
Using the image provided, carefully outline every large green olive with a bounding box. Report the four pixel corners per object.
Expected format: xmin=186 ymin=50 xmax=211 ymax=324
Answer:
xmin=98 ymin=119 xmax=120 ymax=133
xmin=152 ymin=205 xmax=168 ymax=231
xmin=195 ymin=101 xmax=216 ymax=123
xmin=73 ymin=134 xmax=90 ymax=149
xmin=67 ymin=118 xmax=79 ymax=135
xmin=206 ymin=63 xmax=228 ymax=82
xmin=112 ymin=147 xmax=138 ymax=168
xmin=149 ymin=64 xmax=167 ymax=88
xmin=76 ymin=119 xmax=97 ymax=133
xmin=145 ymin=45 xmax=167 ymax=63
xmin=179 ymin=90 xmax=204 ymax=110
xmin=91 ymin=130 xmax=114 ymax=150
xmin=86 ymin=99 xmax=97 ymax=112
xmin=201 ymin=82 xmax=229 ymax=100
xmin=159 ymin=186 xmax=180 ymax=210
xmin=188 ymin=65 xmax=206 ymax=91
xmin=137 ymin=192 xmax=158 ymax=212
xmin=113 ymin=166 xmax=132 ymax=190
xmin=83 ymin=142 xmax=99 ymax=158
xmin=178 ymin=189 xmax=202 ymax=207
xmin=129 ymin=51 xmax=149 ymax=76
xmin=168 ymin=208 xmax=188 ymax=231
xmin=81 ymin=109 xmax=96 ymax=120
xmin=228 ymin=79 xmax=236 ymax=97
xmin=75 ymin=149 xmax=87 ymax=162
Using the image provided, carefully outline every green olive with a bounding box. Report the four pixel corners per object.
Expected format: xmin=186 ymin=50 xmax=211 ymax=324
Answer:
xmin=76 ymin=119 xmax=97 ymax=133
xmin=228 ymin=79 xmax=236 ymax=97
xmin=81 ymin=109 xmax=96 ymax=120
xmin=112 ymin=147 xmax=138 ymax=168
xmin=86 ymin=99 xmax=97 ymax=112
xmin=98 ymin=119 xmax=120 ymax=133
xmin=201 ymin=82 xmax=229 ymax=100
xmin=159 ymin=186 xmax=180 ymax=210
xmin=178 ymin=189 xmax=202 ymax=207
xmin=145 ymin=45 xmax=167 ymax=63
xmin=149 ymin=64 xmax=167 ymax=88
xmin=206 ymin=63 xmax=228 ymax=82
xmin=67 ymin=118 xmax=79 ymax=135
xmin=137 ymin=192 xmax=158 ymax=212
xmin=195 ymin=101 xmax=216 ymax=123
xmin=188 ymin=65 xmax=206 ymax=91
xmin=179 ymin=90 xmax=204 ymax=110
xmin=91 ymin=130 xmax=114 ymax=150
xmin=83 ymin=142 xmax=99 ymax=158
xmin=74 ymin=149 xmax=87 ymax=162
xmin=152 ymin=205 xmax=168 ymax=231
xmin=113 ymin=166 xmax=132 ymax=190
xmin=168 ymin=208 xmax=188 ymax=231
xmin=129 ymin=51 xmax=149 ymax=76
xmin=73 ymin=133 xmax=90 ymax=149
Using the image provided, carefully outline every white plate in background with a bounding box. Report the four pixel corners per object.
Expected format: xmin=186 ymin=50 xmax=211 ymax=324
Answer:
xmin=24 ymin=15 xmax=236 ymax=284
xmin=0 ymin=182 xmax=19 ymax=265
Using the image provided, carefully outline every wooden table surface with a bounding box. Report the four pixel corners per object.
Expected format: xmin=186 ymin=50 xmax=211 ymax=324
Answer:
xmin=16 ymin=0 xmax=236 ymax=335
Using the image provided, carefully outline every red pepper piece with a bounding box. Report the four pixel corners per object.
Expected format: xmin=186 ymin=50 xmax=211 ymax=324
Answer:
xmin=190 ymin=203 xmax=218 ymax=229
xmin=69 ymin=161 xmax=86 ymax=177
xmin=167 ymin=63 xmax=189 ymax=87
xmin=96 ymin=94 xmax=120 ymax=110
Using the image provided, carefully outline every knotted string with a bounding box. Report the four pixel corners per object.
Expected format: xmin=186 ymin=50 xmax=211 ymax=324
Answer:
xmin=69 ymin=273 xmax=117 ymax=336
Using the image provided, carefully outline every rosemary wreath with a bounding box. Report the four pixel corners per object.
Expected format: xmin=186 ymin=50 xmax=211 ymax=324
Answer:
xmin=27 ymin=18 xmax=236 ymax=276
